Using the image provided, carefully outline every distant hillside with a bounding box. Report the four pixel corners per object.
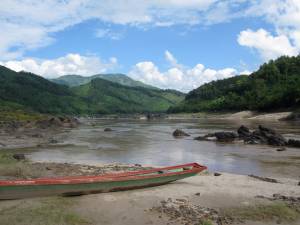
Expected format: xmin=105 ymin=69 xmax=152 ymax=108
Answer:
xmin=0 ymin=66 xmax=87 ymax=114
xmin=0 ymin=66 xmax=184 ymax=116
xmin=51 ymin=74 xmax=157 ymax=89
xmin=72 ymin=78 xmax=185 ymax=114
xmin=168 ymin=55 xmax=300 ymax=113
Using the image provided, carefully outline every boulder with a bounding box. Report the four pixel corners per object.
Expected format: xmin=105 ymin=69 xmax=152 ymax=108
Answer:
xmin=173 ymin=129 xmax=190 ymax=137
xmin=214 ymin=132 xmax=238 ymax=142
xmin=237 ymin=125 xmax=251 ymax=138
xmin=258 ymin=125 xmax=287 ymax=146
xmin=13 ymin=153 xmax=25 ymax=161
xmin=104 ymin=128 xmax=113 ymax=132
xmin=287 ymin=139 xmax=300 ymax=148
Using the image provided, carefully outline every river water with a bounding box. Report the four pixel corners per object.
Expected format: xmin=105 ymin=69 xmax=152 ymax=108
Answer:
xmin=27 ymin=118 xmax=300 ymax=178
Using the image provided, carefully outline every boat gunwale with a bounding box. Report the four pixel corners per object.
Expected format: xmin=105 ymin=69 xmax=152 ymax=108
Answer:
xmin=0 ymin=163 xmax=207 ymax=186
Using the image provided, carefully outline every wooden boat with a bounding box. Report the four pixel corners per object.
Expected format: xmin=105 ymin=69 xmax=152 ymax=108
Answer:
xmin=0 ymin=163 xmax=206 ymax=200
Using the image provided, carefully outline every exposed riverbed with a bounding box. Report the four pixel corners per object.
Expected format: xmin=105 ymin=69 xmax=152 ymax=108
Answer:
xmin=3 ymin=117 xmax=299 ymax=179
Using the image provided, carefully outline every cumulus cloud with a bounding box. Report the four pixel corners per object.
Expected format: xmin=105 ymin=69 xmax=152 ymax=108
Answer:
xmin=0 ymin=54 xmax=118 ymax=78
xmin=129 ymin=51 xmax=238 ymax=92
xmin=0 ymin=0 xmax=218 ymax=60
xmin=238 ymin=29 xmax=298 ymax=60
xmin=1 ymin=0 xmax=300 ymax=62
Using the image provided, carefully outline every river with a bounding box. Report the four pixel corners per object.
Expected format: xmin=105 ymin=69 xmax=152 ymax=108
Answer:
xmin=27 ymin=118 xmax=300 ymax=178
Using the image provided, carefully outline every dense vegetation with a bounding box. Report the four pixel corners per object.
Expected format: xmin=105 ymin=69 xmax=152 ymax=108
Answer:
xmin=72 ymin=78 xmax=184 ymax=114
xmin=0 ymin=66 xmax=184 ymax=116
xmin=52 ymin=74 xmax=157 ymax=89
xmin=168 ymin=56 xmax=300 ymax=113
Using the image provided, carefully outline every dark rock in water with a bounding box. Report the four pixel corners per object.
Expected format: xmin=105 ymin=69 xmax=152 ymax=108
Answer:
xmin=287 ymin=139 xmax=300 ymax=148
xmin=214 ymin=132 xmax=238 ymax=142
xmin=257 ymin=125 xmax=287 ymax=146
xmin=31 ymin=133 xmax=43 ymax=138
xmin=146 ymin=113 xmax=167 ymax=120
xmin=13 ymin=153 xmax=25 ymax=161
xmin=104 ymin=128 xmax=113 ymax=132
xmin=237 ymin=125 xmax=251 ymax=138
xmin=195 ymin=192 xmax=201 ymax=196
xmin=194 ymin=133 xmax=216 ymax=141
xmin=49 ymin=138 xmax=58 ymax=144
xmin=173 ymin=129 xmax=190 ymax=137
xmin=214 ymin=172 xmax=222 ymax=176
xmin=276 ymin=147 xmax=286 ymax=151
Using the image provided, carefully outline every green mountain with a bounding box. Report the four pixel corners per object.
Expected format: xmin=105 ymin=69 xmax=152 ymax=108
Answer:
xmin=0 ymin=66 xmax=87 ymax=115
xmin=51 ymin=74 xmax=157 ymax=89
xmin=72 ymin=78 xmax=184 ymax=114
xmin=168 ymin=55 xmax=300 ymax=113
xmin=0 ymin=66 xmax=184 ymax=116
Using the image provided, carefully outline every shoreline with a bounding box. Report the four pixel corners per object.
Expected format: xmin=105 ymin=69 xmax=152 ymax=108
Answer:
xmin=0 ymin=165 xmax=299 ymax=225
xmin=0 ymin=114 xmax=299 ymax=224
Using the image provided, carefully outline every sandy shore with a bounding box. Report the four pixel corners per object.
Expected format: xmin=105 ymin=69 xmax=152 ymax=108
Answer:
xmin=0 ymin=171 xmax=299 ymax=225
xmin=167 ymin=111 xmax=294 ymax=121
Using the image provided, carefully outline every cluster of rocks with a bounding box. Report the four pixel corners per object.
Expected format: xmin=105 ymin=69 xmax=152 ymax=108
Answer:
xmin=0 ymin=116 xmax=79 ymax=132
xmin=35 ymin=116 xmax=79 ymax=129
xmin=256 ymin=194 xmax=300 ymax=211
xmin=194 ymin=125 xmax=300 ymax=148
xmin=150 ymin=198 xmax=219 ymax=225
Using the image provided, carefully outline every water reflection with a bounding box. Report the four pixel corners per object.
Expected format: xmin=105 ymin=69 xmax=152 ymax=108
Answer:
xmin=28 ymin=118 xmax=300 ymax=178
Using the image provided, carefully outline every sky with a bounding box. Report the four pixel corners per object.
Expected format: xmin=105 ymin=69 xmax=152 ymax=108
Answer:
xmin=0 ymin=0 xmax=300 ymax=92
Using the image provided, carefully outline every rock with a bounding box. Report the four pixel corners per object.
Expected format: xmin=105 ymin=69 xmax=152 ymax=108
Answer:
xmin=195 ymin=192 xmax=201 ymax=196
xmin=280 ymin=112 xmax=300 ymax=121
xmin=258 ymin=125 xmax=287 ymax=146
xmin=287 ymin=139 xmax=300 ymax=148
xmin=248 ymin=174 xmax=278 ymax=183
xmin=214 ymin=172 xmax=222 ymax=176
xmin=31 ymin=133 xmax=43 ymax=138
xmin=13 ymin=153 xmax=25 ymax=161
xmin=276 ymin=147 xmax=286 ymax=151
xmin=298 ymin=182 xmax=300 ymax=186
xmin=172 ymin=129 xmax=190 ymax=137
xmin=104 ymin=128 xmax=113 ymax=132
xmin=214 ymin=132 xmax=238 ymax=142
xmin=49 ymin=138 xmax=58 ymax=144
xmin=237 ymin=125 xmax=251 ymax=138
xmin=194 ymin=133 xmax=216 ymax=141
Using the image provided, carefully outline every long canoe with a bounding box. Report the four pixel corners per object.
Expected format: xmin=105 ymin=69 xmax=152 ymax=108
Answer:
xmin=0 ymin=163 xmax=207 ymax=200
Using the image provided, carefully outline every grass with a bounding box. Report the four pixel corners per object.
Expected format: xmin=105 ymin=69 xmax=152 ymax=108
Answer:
xmin=0 ymin=152 xmax=44 ymax=179
xmin=221 ymin=202 xmax=300 ymax=223
xmin=199 ymin=219 xmax=213 ymax=225
xmin=0 ymin=197 xmax=91 ymax=225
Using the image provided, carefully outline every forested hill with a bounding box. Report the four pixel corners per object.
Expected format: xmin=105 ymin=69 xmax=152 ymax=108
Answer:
xmin=0 ymin=66 xmax=184 ymax=116
xmin=72 ymin=78 xmax=184 ymax=114
xmin=51 ymin=74 xmax=157 ymax=89
xmin=168 ymin=55 xmax=300 ymax=113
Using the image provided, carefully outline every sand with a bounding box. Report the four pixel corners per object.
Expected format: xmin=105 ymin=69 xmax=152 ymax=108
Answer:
xmin=0 ymin=170 xmax=299 ymax=225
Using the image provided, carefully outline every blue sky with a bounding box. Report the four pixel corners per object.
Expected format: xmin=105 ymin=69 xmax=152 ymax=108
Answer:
xmin=0 ymin=1 xmax=299 ymax=92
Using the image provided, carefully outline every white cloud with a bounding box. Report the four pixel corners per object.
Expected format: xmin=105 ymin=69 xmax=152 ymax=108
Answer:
xmin=0 ymin=0 xmax=219 ymax=60
xmin=0 ymin=54 xmax=118 ymax=78
xmin=95 ymin=29 xmax=124 ymax=40
xmin=129 ymin=51 xmax=238 ymax=92
xmin=1 ymin=0 xmax=300 ymax=62
xmin=238 ymin=28 xmax=298 ymax=60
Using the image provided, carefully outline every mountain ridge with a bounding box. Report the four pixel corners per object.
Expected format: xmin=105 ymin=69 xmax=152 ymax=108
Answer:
xmin=51 ymin=73 xmax=158 ymax=89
